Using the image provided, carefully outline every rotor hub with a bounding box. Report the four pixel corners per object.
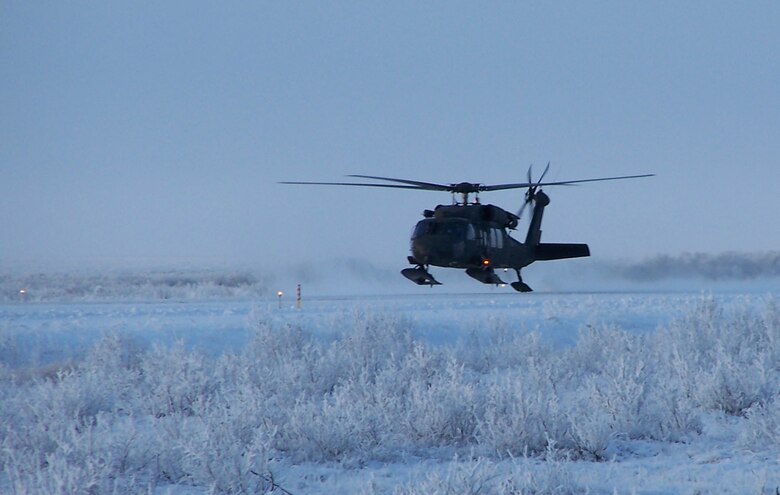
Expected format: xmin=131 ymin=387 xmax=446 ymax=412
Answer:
xmin=449 ymin=182 xmax=482 ymax=194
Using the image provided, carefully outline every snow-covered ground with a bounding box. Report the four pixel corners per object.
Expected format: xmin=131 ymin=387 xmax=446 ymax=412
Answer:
xmin=2 ymin=282 xmax=779 ymax=494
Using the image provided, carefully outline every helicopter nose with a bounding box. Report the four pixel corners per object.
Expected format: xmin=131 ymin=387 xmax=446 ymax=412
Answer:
xmin=410 ymin=237 xmax=432 ymax=263
xmin=412 ymin=236 xmax=453 ymax=263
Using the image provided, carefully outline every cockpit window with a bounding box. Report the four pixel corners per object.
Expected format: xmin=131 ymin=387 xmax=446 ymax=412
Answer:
xmin=441 ymin=222 xmax=463 ymax=237
xmin=412 ymin=220 xmax=437 ymax=238
xmin=413 ymin=219 xmax=474 ymax=239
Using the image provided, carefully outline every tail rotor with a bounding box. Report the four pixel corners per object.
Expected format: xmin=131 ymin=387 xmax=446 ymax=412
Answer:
xmin=517 ymin=162 xmax=550 ymax=219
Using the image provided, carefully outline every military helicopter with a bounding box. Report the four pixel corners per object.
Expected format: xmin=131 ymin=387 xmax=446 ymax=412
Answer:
xmin=281 ymin=165 xmax=653 ymax=292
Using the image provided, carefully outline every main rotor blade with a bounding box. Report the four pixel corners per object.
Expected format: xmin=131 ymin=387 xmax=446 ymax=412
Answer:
xmin=482 ymin=173 xmax=654 ymax=191
xmin=283 ymin=173 xmax=654 ymax=194
xmin=346 ymin=175 xmax=451 ymax=191
xmin=535 ymin=173 xmax=655 ymax=187
xmin=538 ymin=162 xmax=551 ymax=183
xmin=278 ymin=181 xmax=429 ymax=190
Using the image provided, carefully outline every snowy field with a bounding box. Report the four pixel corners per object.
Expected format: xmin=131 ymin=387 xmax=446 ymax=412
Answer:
xmin=2 ymin=279 xmax=780 ymax=494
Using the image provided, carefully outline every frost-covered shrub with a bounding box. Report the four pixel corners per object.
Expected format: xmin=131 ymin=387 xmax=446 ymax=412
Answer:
xmin=0 ymin=339 xmax=156 ymax=494
xmin=662 ymin=296 xmax=780 ymax=416
xmin=402 ymin=356 xmax=478 ymax=446
xmin=466 ymin=320 xmax=702 ymax=460
xmin=169 ymin=400 xmax=274 ymax=493
xmin=383 ymin=455 xmax=580 ymax=495
xmin=333 ymin=309 xmax=415 ymax=376
xmin=740 ymin=394 xmax=780 ymax=450
xmin=139 ymin=341 xmax=215 ymax=417
xmin=564 ymin=324 xmax=701 ymax=446
xmin=475 ymin=365 xmax=560 ymax=457
xmin=281 ymin=377 xmax=387 ymax=463
xmin=3 ymin=298 xmax=779 ymax=493
xmin=456 ymin=323 xmax=548 ymax=373
xmin=567 ymin=325 xmax=651 ymax=436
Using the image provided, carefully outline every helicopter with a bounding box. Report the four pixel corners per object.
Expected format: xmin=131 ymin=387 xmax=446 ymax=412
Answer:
xmin=281 ymin=165 xmax=653 ymax=292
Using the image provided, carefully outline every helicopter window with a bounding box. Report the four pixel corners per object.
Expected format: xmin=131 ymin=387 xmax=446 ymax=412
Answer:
xmin=442 ymin=222 xmax=462 ymax=237
xmin=488 ymin=228 xmax=503 ymax=248
xmin=442 ymin=220 xmax=476 ymax=239
xmin=414 ymin=219 xmax=474 ymax=239
xmin=412 ymin=220 xmax=438 ymax=238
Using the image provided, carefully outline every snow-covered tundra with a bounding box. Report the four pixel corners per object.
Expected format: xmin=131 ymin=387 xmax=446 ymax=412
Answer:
xmin=1 ymin=285 xmax=779 ymax=494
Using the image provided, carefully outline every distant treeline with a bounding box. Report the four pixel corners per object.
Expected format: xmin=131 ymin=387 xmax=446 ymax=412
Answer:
xmin=616 ymin=251 xmax=780 ymax=281
xmin=1 ymin=270 xmax=272 ymax=302
xmin=4 ymin=252 xmax=779 ymax=302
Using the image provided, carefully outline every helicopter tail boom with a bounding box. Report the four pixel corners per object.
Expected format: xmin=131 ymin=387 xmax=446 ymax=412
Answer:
xmin=522 ymin=189 xmax=589 ymax=262
xmin=534 ymin=243 xmax=590 ymax=261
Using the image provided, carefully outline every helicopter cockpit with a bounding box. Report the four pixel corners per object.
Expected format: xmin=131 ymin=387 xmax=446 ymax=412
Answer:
xmin=411 ymin=218 xmax=476 ymax=241
xmin=409 ymin=218 xmax=480 ymax=266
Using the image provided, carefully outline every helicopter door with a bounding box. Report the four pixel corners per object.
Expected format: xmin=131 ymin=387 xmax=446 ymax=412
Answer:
xmin=480 ymin=228 xmax=504 ymax=262
xmin=474 ymin=226 xmax=487 ymax=249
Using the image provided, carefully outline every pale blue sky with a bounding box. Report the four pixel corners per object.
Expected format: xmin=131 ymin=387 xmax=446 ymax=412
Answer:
xmin=2 ymin=2 xmax=779 ymax=269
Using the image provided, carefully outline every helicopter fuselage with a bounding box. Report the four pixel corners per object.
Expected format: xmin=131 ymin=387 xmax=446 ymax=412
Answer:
xmin=408 ymin=204 xmax=534 ymax=270
xmin=403 ymin=191 xmax=591 ymax=290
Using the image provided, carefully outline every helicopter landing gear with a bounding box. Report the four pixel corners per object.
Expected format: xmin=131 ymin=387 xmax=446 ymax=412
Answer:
xmin=465 ymin=267 xmax=506 ymax=285
xmin=510 ymin=269 xmax=533 ymax=292
xmin=401 ymin=266 xmax=441 ymax=286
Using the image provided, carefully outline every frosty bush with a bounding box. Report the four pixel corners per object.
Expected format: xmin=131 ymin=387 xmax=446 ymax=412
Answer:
xmin=383 ymin=455 xmax=579 ymax=495
xmin=661 ymin=296 xmax=780 ymax=416
xmin=2 ymin=298 xmax=779 ymax=493
xmin=740 ymin=393 xmax=780 ymax=450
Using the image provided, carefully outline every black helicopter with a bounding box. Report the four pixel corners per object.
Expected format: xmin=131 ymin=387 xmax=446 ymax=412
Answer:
xmin=282 ymin=165 xmax=652 ymax=292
